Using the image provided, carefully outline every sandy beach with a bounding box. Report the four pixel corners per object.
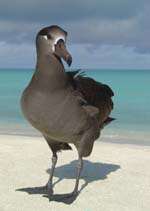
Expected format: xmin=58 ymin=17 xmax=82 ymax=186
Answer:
xmin=0 ymin=134 xmax=150 ymax=211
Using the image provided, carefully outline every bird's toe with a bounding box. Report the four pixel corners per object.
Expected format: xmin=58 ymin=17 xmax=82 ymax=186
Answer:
xmin=46 ymin=182 xmax=54 ymax=196
xmin=61 ymin=190 xmax=78 ymax=199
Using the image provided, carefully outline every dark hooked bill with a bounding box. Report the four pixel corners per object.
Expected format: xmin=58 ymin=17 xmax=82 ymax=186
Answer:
xmin=54 ymin=40 xmax=72 ymax=66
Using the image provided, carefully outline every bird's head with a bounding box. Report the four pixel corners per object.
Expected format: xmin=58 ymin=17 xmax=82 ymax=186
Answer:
xmin=36 ymin=25 xmax=72 ymax=66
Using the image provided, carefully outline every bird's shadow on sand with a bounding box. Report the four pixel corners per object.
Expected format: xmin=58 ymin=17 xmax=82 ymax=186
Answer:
xmin=16 ymin=160 xmax=120 ymax=204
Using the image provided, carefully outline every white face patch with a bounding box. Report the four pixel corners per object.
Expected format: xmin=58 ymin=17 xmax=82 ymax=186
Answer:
xmin=42 ymin=35 xmax=66 ymax=52
xmin=52 ymin=36 xmax=66 ymax=52
xmin=54 ymin=36 xmax=65 ymax=45
xmin=43 ymin=35 xmax=48 ymax=40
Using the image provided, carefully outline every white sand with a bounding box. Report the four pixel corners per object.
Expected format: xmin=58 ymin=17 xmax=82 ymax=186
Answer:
xmin=0 ymin=134 xmax=150 ymax=211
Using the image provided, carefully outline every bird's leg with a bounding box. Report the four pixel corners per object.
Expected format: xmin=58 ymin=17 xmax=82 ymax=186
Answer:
xmin=46 ymin=152 xmax=57 ymax=195
xmin=71 ymin=156 xmax=83 ymax=196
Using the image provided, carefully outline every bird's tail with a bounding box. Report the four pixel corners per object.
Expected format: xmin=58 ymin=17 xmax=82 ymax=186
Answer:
xmin=102 ymin=117 xmax=116 ymax=127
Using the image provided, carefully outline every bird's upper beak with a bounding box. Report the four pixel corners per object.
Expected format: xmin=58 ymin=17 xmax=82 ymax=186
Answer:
xmin=54 ymin=40 xmax=72 ymax=66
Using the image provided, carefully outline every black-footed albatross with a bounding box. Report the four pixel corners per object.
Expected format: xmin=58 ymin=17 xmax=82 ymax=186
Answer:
xmin=20 ymin=25 xmax=115 ymax=198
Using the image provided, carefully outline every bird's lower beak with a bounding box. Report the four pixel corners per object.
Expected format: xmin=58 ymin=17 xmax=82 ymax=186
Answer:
xmin=65 ymin=54 xmax=72 ymax=66
xmin=54 ymin=41 xmax=72 ymax=66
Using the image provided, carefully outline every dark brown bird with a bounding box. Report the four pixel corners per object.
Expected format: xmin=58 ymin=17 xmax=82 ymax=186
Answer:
xmin=20 ymin=25 xmax=115 ymax=198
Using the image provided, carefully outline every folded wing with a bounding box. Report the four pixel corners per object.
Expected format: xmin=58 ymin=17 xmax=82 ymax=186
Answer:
xmin=67 ymin=70 xmax=115 ymax=127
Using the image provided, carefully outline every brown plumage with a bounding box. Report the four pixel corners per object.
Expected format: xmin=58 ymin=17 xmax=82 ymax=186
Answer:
xmin=66 ymin=70 xmax=115 ymax=128
xmin=45 ymin=71 xmax=115 ymax=154
xmin=20 ymin=25 xmax=115 ymax=198
xmin=50 ymin=70 xmax=115 ymax=153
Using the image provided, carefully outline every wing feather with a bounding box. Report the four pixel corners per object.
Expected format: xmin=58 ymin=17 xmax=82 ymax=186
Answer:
xmin=66 ymin=70 xmax=115 ymax=126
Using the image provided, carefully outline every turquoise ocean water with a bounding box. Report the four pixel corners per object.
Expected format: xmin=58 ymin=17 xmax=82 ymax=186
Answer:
xmin=0 ymin=69 xmax=150 ymax=144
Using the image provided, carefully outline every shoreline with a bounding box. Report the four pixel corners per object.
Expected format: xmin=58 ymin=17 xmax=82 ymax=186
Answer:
xmin=0 ymin=134 xmax=150 ymax=211
xmin=0 ymin=130 xmax=150 ymax=147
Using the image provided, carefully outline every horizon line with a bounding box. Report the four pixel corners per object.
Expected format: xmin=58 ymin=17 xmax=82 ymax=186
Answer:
xmin=0 ymin=67 xmax=150 ymax=71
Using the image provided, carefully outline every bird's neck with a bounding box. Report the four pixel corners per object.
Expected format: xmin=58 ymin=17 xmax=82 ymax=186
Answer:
xmin=36 ymin=52 xmax=63 ymax=70
xmin=34 ymin=53 xmax=68 ymax=90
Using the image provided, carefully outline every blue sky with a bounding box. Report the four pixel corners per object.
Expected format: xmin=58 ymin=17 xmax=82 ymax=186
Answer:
xmin=0 ymin=0 xmax=150 ymax=69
